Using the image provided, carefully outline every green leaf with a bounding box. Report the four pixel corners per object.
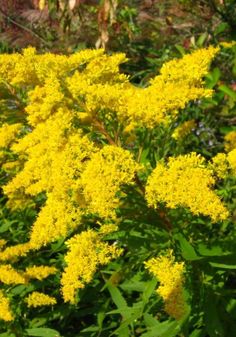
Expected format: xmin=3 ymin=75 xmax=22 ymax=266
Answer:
xmin=204 ymin=288 xmax=224 ymax=337
xmin=175 ymin=233 xmax=201 ymax=261
xmin=197 ymin=32 xmax=208 ymax=47
xmin=175 ymin=44 xmax=186 ymax=56
xmin=107 ymin=283 xmax=134 ymax=329
xmin=189 ymin=329 xmax=204 ymax=337
xmin=0 ymin=221 xmax=11 ymax=233
xmin=197 ymin=244 xmax=223 ymax=257
xmin=112 ymin=309 xmax=142 ymax=336
xmin=142 ymin=279 xmax=157 ymax=303
xmin=140 ymin=148 xmax=150 ymax=164
xmin=206 ymin=68 xmax=221 ymax=88
xmin=97 ymin=311 xmax=105 ymax=329
xmin=80 ymin=326 xmax=99 ymax=332
xmin=209 ymin=262 xmax=236 ymax=269
xmin=218 ymin=85 xmax=236 ymax=100
xmin=107 ymin=283 xmax=128 ymax=310
xmin=215 ymin=22 xmax=229 ymax=35
xmin=143 ymin=313 xmax=160 ymax=328
xmin=25 ymin=328 xmax=60 ymax=337
xmin=141 ymin=320 xmax=180 ymax=337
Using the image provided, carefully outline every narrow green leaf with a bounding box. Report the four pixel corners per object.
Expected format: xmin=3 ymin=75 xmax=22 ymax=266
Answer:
xmin=25 ymin=328 xmax=60 ymax=337
xmin=175 ymin=233 xmax=201 ymax=261
xmin=209 ymin=262 xmax=236 ymax=269
xmin=143 ymin=313 xmax=160 ymax=328
xmin=189 ymin=329 xmax=204 ymax=337
xmin=204 ymin=288 xmax=225 ymax=337
xmin=175 ymin=44 xmax=186 ymax=56
xmin=219 ymin=85 xmax=236 ymax=100
xmin=107 ymin=283 xmax=128 ymax=310
xmin=142 ymin=279 xmax=157 ymax=303
xmin=197 ymin=32 xmax=208 ymax=47
xmin=141 ymin=320 xmax=180 ymax=337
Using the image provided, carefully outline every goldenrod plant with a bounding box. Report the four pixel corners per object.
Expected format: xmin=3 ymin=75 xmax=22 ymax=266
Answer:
xmin=0 ymin=45 xmax=236 ymax=337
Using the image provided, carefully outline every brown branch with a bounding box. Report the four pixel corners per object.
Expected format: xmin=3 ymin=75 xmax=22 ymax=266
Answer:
xmin=92 ymin=119 xmax=117 ymax=146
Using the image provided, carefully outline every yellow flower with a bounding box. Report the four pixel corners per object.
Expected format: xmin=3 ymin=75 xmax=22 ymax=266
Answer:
xmin=25 ymin=265 xmax=57 ymax=281
xmin=0 ymin=264 xmax=26 ymax=284
xmin=98 ymin=223 xmax=119 ymax=235
xmin=61 ymin=229 xmax=122 ymax=303
xmin=145 ymin=251 xmax=186 ymax=320
xmin=210 ymin=153 xmax=229 ymax=179
xmin=220 ymin=41 xmax=236 ymax=48
xmin=80 ymin=145 xmax=139 ymax=218
xmin=145 ymin=152 xmax=229 ymax=222
xmin=228 ymin=149 xmax=236 ymax=174
xmin=0 ymin=123 xmax=22 ymax=148
xmin=26 ymin=75 xmax=65 ymax=126
xmin=0 ymin=242 xmax=32 ymax=262
xmin=224 ymin=131 xmax=236 ymax=152
xmin=67 ymin=46 xmax=218 ymax=129
xmin=4 ymin=112 xmax=95 ymax=249
xmin=26 ymin=292 xmax=56 ymax=307
xmin=0 ymin=290 xmax=14 ymax=321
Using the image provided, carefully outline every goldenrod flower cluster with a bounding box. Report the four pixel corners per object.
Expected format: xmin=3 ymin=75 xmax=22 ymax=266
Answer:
xmin=0 ymin=242 xmax=32 ymax=262
xmin=224 ymin=131 xmax=236 ymax=152
xmin=0 ymin=123 xmax=22 ymax=148
xmin=210 ymin=153 xmax=229 ymax=179
xmin=228 ymin=149 xmax=236 ymax=174
xmin=0 ymin=47 xmax=104 ymax=87
xmin=172 ymin=120 xmax=196 ymax=140
xmin=26 ymin=292 xmax=57 ymax=308
xmin=146 ymin=152 xmax=229 ymax=222
xmin=61 ymin=229 xmax=122 ymax=303
xmin=0 ymin=264 xmax=26 ymax=285
xmin=145 ymin=251 xmax=186 ymax=320
xmin=67 ymin=46 xmax=218 ymax=129
xmin=210 ymin=143 xmax=236 ymax=178
xmin=80 ymin=145 xmax=139 ymax=218
xmin=25 ymin=265 xmax=57 ymax=281
xmin=220 ymin=41 xmax=236 ymax=48
xmin=4 ymin=114 xmax=96 ymax=249
xmin=0 ymin=290 xmax=13 ymax=321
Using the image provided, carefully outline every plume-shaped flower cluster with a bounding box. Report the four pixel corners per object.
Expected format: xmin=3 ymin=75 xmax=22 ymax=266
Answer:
xmin=61 ymin=229 xmax=122 ymax=303
xmin=145 ymin=251 xmax=186 ymax=320
xmin=145 ymin=152 xmax=229 ymax=222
